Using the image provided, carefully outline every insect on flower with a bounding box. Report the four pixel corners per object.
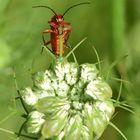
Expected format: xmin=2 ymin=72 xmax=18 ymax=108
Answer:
xmin=33 ymin=2 xmax=90 ymax=56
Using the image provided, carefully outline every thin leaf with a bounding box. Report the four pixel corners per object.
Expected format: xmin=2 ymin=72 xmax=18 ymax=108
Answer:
xmin=0 ymin=128 xmax=15 ymax=135
xmin=92 ymin=46 xmax=101 ymax=75
xmin=0 ymin=111 xmax=16 ymax=124
xmin=67 ymin=44 xmax=78 ymax=64
xmin=72 ymin=51 xmax=78 ymax=64
xmin=116 ymin=105 xmax=137 ymax=116
xmin=65 ymin=37 xmax=87 ymax=60
xmin=109 ymin=122 xmax=127 ymax=140
xmin=106 ymin=55 xmax=128 ymax=80
xmin=13 ymin=69 xmax=29 ymax=114
xmin=116 ymin=77 xmax=123 ymax=102
xmin=111 ymin=77 xmax=131 ymax=84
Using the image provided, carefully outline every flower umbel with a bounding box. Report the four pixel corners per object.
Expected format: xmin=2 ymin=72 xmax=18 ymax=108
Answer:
xmin=21 ymin=59 xmax=115 ymax=140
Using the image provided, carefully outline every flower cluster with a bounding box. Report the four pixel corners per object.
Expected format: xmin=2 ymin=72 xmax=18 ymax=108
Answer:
xmin=21 ymin=59 xmax=115 ymax=140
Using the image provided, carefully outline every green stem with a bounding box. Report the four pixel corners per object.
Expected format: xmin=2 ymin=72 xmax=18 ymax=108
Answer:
xmin=59 ymin=27 xmax=63 ymax=57
xmin=110 ymin=0 xmax=125 ymax=60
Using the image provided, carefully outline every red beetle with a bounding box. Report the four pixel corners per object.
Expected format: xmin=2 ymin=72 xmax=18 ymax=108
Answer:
xmin=33 ymin=2 xmax=90 ymax=56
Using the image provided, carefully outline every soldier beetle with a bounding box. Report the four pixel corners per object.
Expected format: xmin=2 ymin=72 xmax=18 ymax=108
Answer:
xmin=33 ymin=2 xmax=90 ymax=56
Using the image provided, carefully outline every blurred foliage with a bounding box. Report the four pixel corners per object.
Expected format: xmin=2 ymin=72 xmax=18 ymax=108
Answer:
xmin=0 ymin=0 xmax=140 ymax=140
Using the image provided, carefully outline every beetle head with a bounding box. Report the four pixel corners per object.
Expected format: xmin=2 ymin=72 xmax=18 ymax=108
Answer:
xmin=52 ymin=15 xmax=64 ymax=24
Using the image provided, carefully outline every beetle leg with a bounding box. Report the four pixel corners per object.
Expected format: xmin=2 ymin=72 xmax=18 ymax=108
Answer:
xmin=42 ymin=29 xmax=53 ymax=34
xmin=65 ymin=42 xmax=71 ymax=49
xmin=63 ymin=27 xmax=72 ymax=44
xmin=41 ymin=40 xmax=51 ymax=53
xmin=62 ymin=27 xmax=72 ymax=53
xmin=42 ymin=29 xmax=53 ymax=44
xmin=41 ymin=29 xmax=53 ymax=53
xmin=42 ymin=34 xmax=46 ymax=45
xmin=63 ymin=22 xmax=71 ymax=26
xmin=49 ymin=21 xmax=59 ymax=28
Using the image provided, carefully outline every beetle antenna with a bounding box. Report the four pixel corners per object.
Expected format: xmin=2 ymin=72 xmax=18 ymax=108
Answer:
xmin=63 ymin=2 xmax=90 ymax=17
xmin=32 ymin=5 xmax=57 ymax=15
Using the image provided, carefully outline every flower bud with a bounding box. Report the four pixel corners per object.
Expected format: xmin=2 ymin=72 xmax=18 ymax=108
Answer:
xmin=25 ymin=111 xmax=45 ymax=134
xmin=35 ymin=96 xmax=70 ymax=115
xmin=64 ymin=115 xmax=82 ymax=140
xmin=33 ymin=71 xmax=53 ymax=91
xmin=95 ymin=100 xmax=115 ymax=121
xmin=20 ymin=59 xmax=115 ymax=140
xmin=80 ymin=64 xmax=99 ymax=82
xmin=41 ymin=108 xmax=68 ymax=138
xmin=85 ymin=78 xmax=112 ymax=100
xmin=20 ymin=87 xmax=38 ymax=106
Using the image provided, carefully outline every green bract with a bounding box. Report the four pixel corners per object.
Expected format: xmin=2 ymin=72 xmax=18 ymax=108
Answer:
xmin=21 ymin=59 xmax=115 ymax=140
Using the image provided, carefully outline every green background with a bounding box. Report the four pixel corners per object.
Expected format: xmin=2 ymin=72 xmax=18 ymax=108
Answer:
xmin=0 ymin=0 xmax=140 ymax=139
